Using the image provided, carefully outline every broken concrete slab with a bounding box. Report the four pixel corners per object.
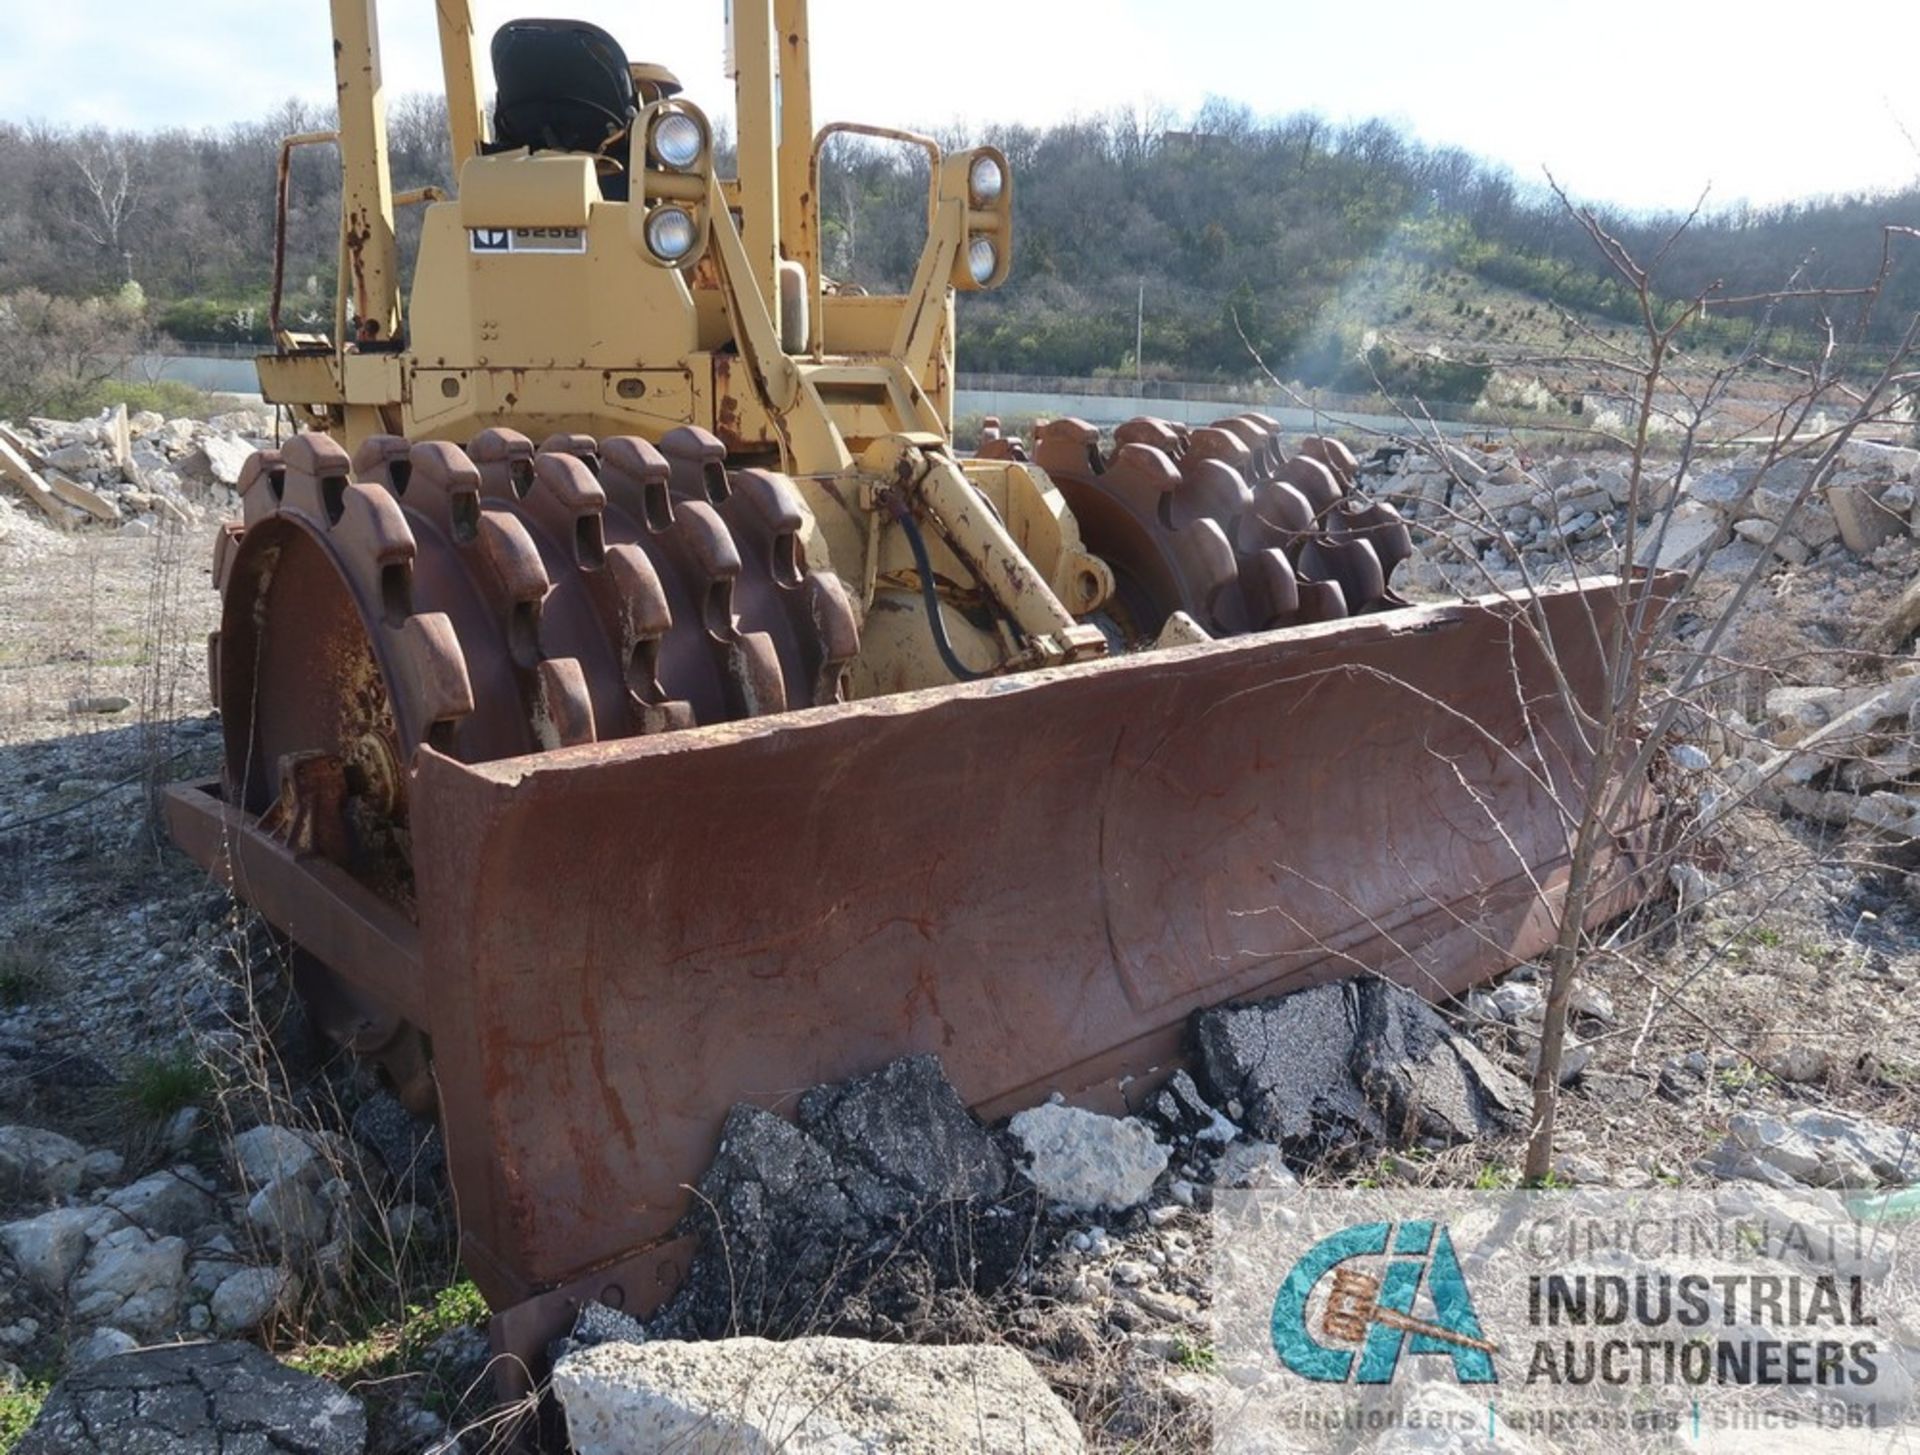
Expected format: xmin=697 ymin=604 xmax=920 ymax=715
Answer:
xmin=1754 ymin=677 xmax=1920 ymax=790
xmin=1764 ymin=684 xmax=1878 ymax=746
xmin=555 ymin=1337 xmax=1084 ymax=1455
xmin=43 ymin=474 xmax=119 ymax=523
xmin=104 ymin=404 xmax=131 ymax=472
xmin=0 ymin=436 xmax=72 ymax=529
xmin=1827 ymin=470 xmax=1909 ymax=553
xmin=1007 ymin=1103 xmax=1169 ymax=1212
xmin=1633 ymin=501 xmax=1724 ymax=570
xmin=17 ymin=1343 xmax=365 ymax=1455
xmin=1699 ymin=1108 xmax=1920 ymax=1191
xmin=197 ymin=435 xmax=256 ymax=489
xmin=1732 ymin=517 xmax=1811 ymax=564
xmin=1682 ymin=471 xmax=1747 ymax=512
xmin=1838 ymin=439 xmax=1920 ymax=479
xmin=1851 ymin=791 xmax=1920 ymax=839
xmin=1698 ymin=538 xmax=1769 ymax=583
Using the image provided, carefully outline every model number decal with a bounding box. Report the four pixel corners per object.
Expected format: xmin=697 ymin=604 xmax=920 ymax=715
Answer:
xmin=470 ymin=227 xmax=587 ymax=255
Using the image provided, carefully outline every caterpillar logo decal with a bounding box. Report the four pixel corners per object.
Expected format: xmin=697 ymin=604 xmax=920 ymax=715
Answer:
xmin=469 ymin=227 xmax=587 ymax=255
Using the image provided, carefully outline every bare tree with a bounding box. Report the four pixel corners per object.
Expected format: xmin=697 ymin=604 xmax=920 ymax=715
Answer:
xmin=65 ymin=130 xmax=142 ymax=266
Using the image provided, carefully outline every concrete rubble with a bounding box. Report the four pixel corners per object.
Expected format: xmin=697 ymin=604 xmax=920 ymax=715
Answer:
xmin=0 ymin=403 xmax=277 ymax=538
xmin=1008 ymin=1102 xmax=1170 ymax=1213
xmin=1192 ymin=978 xmax=1528 ymax=1160
xmin=555 ymin=1336 xmax=1085 ymax=1455
xmin=1379 ymin=436 xmax=1920 ymax=858
xmin=644 ymin=1054 xmax=1030 ymax=1341
xmin=1699 ymin=1107 xmax=1920 ymax=1190
xmin=1713 ymin=660 xmax=1920 ymax=845
xmin=1385 ymin=436 xmax=1917 ymax=596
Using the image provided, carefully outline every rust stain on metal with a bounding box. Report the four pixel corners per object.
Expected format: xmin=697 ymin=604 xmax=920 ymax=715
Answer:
xmin=345 ymin=209 xmax=383 ymax=342
xmin=713 ymin=354 xmax=746 ymax=452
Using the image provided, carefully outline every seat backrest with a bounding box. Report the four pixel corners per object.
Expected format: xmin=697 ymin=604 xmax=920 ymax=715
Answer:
xmin=491 ymin=19 xmax=637 ymax=159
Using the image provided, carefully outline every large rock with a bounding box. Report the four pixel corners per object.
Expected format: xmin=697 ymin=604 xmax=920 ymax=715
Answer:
xmin=1827 ymin=467 xmax=1909 ymax=553
xmin=69 ymin=1226 xmax=187 ymax=1336
xmin=1007 ymin=1103 xmax=1169 ymax=1212
xmin=1194 ymin=979 xmax=1524 ymax=1160
xmin=197 ymin=435 xmax=256 ymax=488
xmin=247 ymin=1175 xmax=330 ymax=1253
xmin=1756 ymin=677 xmax=1920 ymax=791
xmin=0 ymin=1126 xmax=88 ymax=1202
xmin=1474 ymin=480 xmax=1535 ymax=514
xmin=1839 ymin=439 xmax=1920 ymax=479
xmin=1430 ymin=443 xmax=1489 ymax=487
xmin=0 ymin=1207 xmax=111 ymax=1295
xmin=1791 ymin=497 xmax=1840 ymax=549
xmin=1783 ymin=1109 xmax=1917 ymax=1184
xmin=1591 ymin=465 xmax=1633 ymax=507
xmin=554 ymin=1338 xmax=1083 ymax=1455
xmin=1764 ymin=683 xmax=1879 ymax=746
xmin=210 ymin=1266 xmax=299 ymax=1335
xmin=1698 ymin=538 xmax=1769 ymax=583
xmin=231 ymin=1125 xmax=324 ymax=1188
xmin=1733 ymin=517 xmax=1811 ymax=566
xmin=103 ymin=1169 xmax=218 ymax=1238
xmin=1682 ymin=470 xmax=1747 ymax=513
xmin=349 ymin=1093 xmax=445 ymax=1205
xmin=18 ymin=1343 xmax=365 ymax=1455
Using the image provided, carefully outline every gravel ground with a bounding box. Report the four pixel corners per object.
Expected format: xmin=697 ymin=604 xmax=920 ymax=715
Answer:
xmin=1 ymin=505 xmax=226 ymax=1094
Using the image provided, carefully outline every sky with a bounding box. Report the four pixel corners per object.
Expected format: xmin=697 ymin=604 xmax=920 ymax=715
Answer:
xmin=3 ymin=2 xmax=1918 ymax=214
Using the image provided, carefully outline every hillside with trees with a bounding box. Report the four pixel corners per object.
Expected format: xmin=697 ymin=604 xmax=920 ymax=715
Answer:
xmin=0 ymin=97 xmax=1914 ymax=403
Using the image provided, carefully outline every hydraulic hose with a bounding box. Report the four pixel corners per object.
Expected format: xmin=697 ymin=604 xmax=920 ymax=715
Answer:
xmin=886 ymin=494 xmax=989 ymax=684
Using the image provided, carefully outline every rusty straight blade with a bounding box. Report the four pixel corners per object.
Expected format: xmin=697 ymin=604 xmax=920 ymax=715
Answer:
xmin=409 ymin=577 xmax=1664 ymax=1308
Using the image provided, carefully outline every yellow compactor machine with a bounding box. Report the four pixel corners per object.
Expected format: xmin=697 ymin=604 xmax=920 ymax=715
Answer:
xmin=165 ymin=0 xmax=1663 ymax=1363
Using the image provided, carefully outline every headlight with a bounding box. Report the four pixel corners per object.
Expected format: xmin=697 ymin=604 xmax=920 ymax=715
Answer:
xmin=967 ymin=237 xmax=998 ymax=286
xmin=969 ymin=154 xmax=1005 ymax=206
xmin=646 ymin=207 xmax=699 ymax=262
xmin=651 ymin=111 xmax=705 ymax=171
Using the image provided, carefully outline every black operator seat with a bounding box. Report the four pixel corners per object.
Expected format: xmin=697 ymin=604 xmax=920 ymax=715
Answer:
xmin=490 ymin=19 xmax=638 ymax=198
